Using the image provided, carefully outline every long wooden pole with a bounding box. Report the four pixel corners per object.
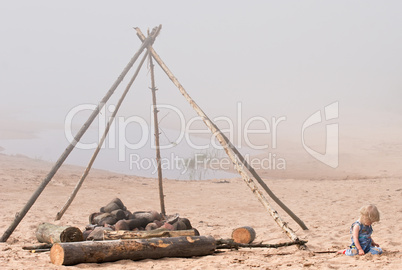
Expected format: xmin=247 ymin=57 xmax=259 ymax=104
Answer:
xmin=135 ymin=29 xmax=307 ymax=240
xmin=148 ymin=51 xmax=166 ymax=216
xmin=0 ymin=25 xmax=162 ymax=243
xmin=55 ymin=52 xmax=149 ymax=221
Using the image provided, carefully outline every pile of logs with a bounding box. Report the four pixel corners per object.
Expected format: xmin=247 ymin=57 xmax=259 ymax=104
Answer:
xmin=28 ymin=197 xmax=308 ymax=266
xmin=83 ymin=198 xmax=196 ymax=241
xmin=42 ymin=198 xmax=210 ymax=266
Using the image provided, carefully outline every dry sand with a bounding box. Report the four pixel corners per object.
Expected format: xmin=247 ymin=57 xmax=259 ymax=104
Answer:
xmin=0 ymin=153 xmax=401 ymax=269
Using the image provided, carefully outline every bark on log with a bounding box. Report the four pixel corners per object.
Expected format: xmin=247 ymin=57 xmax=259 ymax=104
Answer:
xmin=103 ymin=229 xmax=198 ymax=240
xmin=50 ymin=236 xmax=216 ymax=266
xmin=109 ymin=198 xmax=126 ymax=210
xmin=92 ymin=213 xmax=111 ymax=225
xmin=114 ymin=218 xmax=149 ymax=230
xmin=131 ymin=210 xmax=162 ymax=222
xmin=36 ymin=223 xmax=83 ymax=244
xmin=231 ymin=226 xmax=256 ymax=244
xmin=111 ymin=209 xmax=126 ymax=221
xmin=102 ymin=202 xmax=121 ymax=213
xmin=86 ymin=227 xmax=113 ymax=241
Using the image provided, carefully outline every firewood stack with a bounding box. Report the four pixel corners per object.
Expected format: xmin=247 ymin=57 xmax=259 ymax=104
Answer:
xmin=83 ymin=198 xmax=196 ymax=240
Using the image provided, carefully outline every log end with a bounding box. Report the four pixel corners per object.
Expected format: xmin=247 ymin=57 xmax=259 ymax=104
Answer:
xmin=50 ymin=243 xmax=64 ymax=265
xmin=60 ymin=227 xmax=83 ymax=242
xmin=231 ymin=226 xmax=256 ymax=244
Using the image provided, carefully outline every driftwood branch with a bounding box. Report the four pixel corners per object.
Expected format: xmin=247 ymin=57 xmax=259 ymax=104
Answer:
xmin=55 ymin=47 xmax=149 ymax=221
xmin=23 ymin=243 xmax=53 ymax=253
xmin=215 ymin=238 xmax=308 ymax=250
xmin=313 ymin=250 xmax=338 ymax=254
xmin=30 ymin=248 xmax=51 ymax=253
xmin=148 ymin=48 xmax=166 ymax=216
xmin=23 ymin=243 xmax=53 ymax=250
xmin=0 ymin=25 xmax=162 ymax=242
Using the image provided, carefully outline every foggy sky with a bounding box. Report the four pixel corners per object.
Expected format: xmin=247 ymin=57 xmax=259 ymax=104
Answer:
xmin=1 ymin=1 xmax=401 ymax=141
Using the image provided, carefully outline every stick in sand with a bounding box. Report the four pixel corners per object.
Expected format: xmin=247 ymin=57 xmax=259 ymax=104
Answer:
xmin=148 ymin=49 xmax=166 ymax=216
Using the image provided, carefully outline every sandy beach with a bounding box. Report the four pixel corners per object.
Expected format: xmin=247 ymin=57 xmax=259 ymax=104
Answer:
xmin=1 ymin=1 xmax=402 ymax=269
xmin=0 ymin=153 xmax=401 ymax=269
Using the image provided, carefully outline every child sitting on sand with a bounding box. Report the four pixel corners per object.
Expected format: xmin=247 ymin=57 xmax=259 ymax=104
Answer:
xmin=338 ymin=204 xmax=383 ymax=256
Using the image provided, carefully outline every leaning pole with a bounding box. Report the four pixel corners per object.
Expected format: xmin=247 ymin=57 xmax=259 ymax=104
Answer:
xmin=0 ymin=25 xmax=162 ymax=242
xmin=135 ymin=28 xmax=308 ymax=239
xmin=55 ymin=51 xmax=149 ymax=221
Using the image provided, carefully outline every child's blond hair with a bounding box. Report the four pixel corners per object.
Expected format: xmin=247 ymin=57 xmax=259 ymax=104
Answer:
xmin=360 ymin=204 xmax=380 ymax=224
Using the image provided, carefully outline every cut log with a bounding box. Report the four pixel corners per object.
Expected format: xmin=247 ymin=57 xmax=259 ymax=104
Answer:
xmin=114 ymin=218 xmax=149 ymax=230
xmin=131 ymin=211 xmax=162 ymax=222
xmin=36 ymin=223 xmax=83 ymax=244
xmin=50 ymin=236 xmax=216 ymax=266
xmin=86 ymin=227 xmax=113 ymax=241
xmin=178 ymin=218 xmax=192 ymax=229
xmin=111 ymin=209 xmax=126 ymax=221
xmin=231 ymin=226 xmax=256 ymax=244
xmin=102 ymin=202 xmax=121 ymax=213
xmin=109 ymin=198 xmax=126 ymax=210
xmin=103 ymin=229 xmax=198 ymax=240
xmin=92 ymin=213 xmax=111 ymax=225
xmin=173 ymin=220 xmax=187 ymax=230
xmin=145 ymin=222 xmax=159 ymax=231
xmin=99 ymin=216 xmax=117 ymax=226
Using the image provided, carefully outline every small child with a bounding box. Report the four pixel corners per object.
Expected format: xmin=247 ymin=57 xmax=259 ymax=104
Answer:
xmin=338 ymin=204 xmax=383 ymax=256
